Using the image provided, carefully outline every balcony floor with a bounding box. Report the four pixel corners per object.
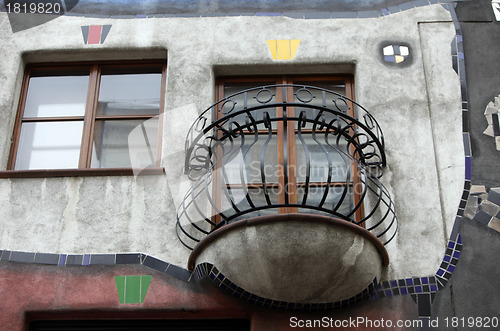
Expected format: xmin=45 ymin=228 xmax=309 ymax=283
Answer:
xmin=189 ymin=213 xmax=388 ymax=304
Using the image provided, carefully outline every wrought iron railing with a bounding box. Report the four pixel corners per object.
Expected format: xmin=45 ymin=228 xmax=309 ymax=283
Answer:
xmin=176 ymin=85 xmax=397 ymax=250
xmin=185 ymin=85 xmax=386 ymax=180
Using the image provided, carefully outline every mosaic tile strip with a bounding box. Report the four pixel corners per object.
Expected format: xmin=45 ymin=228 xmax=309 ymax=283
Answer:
xmin=193 ymin=262 xmax=377 ymax=311
xmin=482 ymin=95 xmax=500 ymax=151
xmin=0 ymin=1 xmax=464 ymax=20
xmin=465 ymin=186 xmax=500 ymax=233
xmin=0 ymin=251 xmax=193 ymax=282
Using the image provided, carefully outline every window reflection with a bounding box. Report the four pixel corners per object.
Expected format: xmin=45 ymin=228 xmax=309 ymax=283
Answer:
xmin=91 ymin=118 xmax=158 ymax=169
xmin=24 ymin=76 xmax=89 ymax=118
xmin=15 ymin=121 xmax=83 ymax=170
xmin=97 ymin=73 xmax=162 ymax=116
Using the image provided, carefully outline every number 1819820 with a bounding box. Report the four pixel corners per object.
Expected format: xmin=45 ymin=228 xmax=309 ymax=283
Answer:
xmin=5 ymin=2 xmax=62 ymax=14
xmin=444 ymin=317 xmax=498 ymax=328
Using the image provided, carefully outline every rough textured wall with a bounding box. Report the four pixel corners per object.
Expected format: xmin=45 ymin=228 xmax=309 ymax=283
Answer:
xmin=0 ymin=4 xmax=462 ymax=280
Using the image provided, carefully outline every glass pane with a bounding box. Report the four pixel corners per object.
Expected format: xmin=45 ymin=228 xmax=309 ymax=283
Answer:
xmin=24 ymin=76 xmax=89 ymax=117
xmin=222 ymin=134 xmax=279 ymax=185
xmin=91 ymin=118 xmax=158 ymax=168
xmin=222 ymin=83 xmax=277 ymax=130
xmin=222 ymin=188 xmax=279 ymax=222
xmin=295 ymin=134 xmax=351 ymax=182
xmin=292 ymin=81 xmax=349 ymax=129
xmin=293 ymin=81 xmax=346 ymax=96
xmin=97 ymin=73 xmax=162 ymax=116
xmin=297 ymin=186 xmax=353 ymax=218
xmin=15 ymin=121 xmax=83 ymax=170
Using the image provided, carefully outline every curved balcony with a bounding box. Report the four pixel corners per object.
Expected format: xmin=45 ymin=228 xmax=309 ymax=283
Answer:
xmin=185 ymin=85 xmax=386 ymax=180
xmin=176 ymin=85 xmax=397 ymax=304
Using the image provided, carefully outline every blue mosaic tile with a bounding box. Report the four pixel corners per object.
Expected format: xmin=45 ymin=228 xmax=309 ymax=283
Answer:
xmin=387 ymin=6 xmax=401 ymax=13
xmin=443 ymin=255 xmax=451 ymax=262
xmin=34 ymin=253 xmax=60 ymax=265
xmin=304 ymin=11 xmax=331 ymax=19
xmin=10 ymin=251 xmax=35 ymax=263
xmin=256 ymin=12 xmax=281 ymax=16
xmin=406 ymin=278 xmax=414 ymax=286
xmin=465 ymin=156 xmax=471 ymax=180
xmin=142 ymin=255 xmax=169 ymax=272
xmin=399 ymin=2 xmax=415 ymax=11
xmin=421 ymin=277 xmax=429 ymax=285
xmin=401 ymin=287 xmax=408 ymax=295
xmin=116 ymin=253 xmax=141 ymax=264
xmin=90 ymin=254 xmax=115 ymax=265
xmin=58 ymin=254 xmax=67 ymax=266
xmin=474 ymin=210 xmax=493 ymax=225
xmin=166 ymin=264 xmax=192 ymax=281
xmin=82 ymin=254 xmax=90 ymax=266
xmin=415 ymin=286 xmax=423 ymax=293
xmin=430 ymin=284 xmax=438 ymax=292
xmin=414 ymin=0 xmax=430 ymax=7
xmin=436 ymin=269 xmax=445 ymax=277
xmin=358 ymin=10 xmax=379 ymax=18
xmin=331 ymin=12 xmax=357 ymax=18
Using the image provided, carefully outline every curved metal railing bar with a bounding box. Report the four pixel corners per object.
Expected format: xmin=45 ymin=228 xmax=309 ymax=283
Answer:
xmin=177 ymin=86 xmax=397 ymax=249
xmin=184 ymin=85 xmax=386 ymax=180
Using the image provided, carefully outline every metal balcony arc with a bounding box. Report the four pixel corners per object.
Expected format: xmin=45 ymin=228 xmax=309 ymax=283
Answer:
xmin=176 ymin=84 xmax=397 ymax=252
xmin=184 ymin=84 xmax=387 ymax=180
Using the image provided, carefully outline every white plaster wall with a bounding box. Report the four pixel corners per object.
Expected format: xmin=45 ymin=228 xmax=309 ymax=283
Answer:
xmin=0 ymin=4 xmax=463 ymax=278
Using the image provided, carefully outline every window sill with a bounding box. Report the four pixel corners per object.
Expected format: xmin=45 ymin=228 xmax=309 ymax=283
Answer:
xmin=0 ymin=167 xmax=165 ymax=178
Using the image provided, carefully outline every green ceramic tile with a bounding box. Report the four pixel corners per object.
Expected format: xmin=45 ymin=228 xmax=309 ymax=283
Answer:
xmin=141 ymin=275 xmax=152 ymax=303
xmin=125 ymin=275 xmax=141 ymax=304
xmin=115 ymin=276 xmax=125 ymax=304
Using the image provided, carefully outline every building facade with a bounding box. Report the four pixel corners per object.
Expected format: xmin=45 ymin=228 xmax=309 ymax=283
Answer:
xmin=0 ymin=0 xmax=498 ymax=330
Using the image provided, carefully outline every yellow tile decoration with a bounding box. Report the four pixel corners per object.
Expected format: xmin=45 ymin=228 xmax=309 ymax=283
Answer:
xmin=395 ymin=55 xmax=405 ymax=63
xmin=290 ymin=39 xmax=300 ymax=59
xmin=267 ymin=40 xmax=277 ymax=60
xmin=267 ymin=39 xmax=301 ymax=60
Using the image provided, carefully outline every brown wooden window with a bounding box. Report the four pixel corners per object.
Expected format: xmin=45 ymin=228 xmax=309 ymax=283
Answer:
xmin=8 ymin=61 xmax=166 ymax=172
xmin=215 ymin=75 xmax=364 ymax=222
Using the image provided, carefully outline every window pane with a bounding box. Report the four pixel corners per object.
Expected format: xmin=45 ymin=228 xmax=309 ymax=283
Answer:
xmin=97 ymin=73 xmax=162 ymax=116
xmin=222 ymin=135 xmax=279 ymax=185
xmin=293 ymin=81 xmax=346 ymax=95
xmin=295 ymin=134 xmax=351 ymax=182
xmin=222 ymin=83 xmax=277 ymax=130
xmin=24 ymin=76 xmax=89 ymax=117
xmin=91 ymin=118 xmax=158 ymax=168
xmin=292 ymin=82 xmax=349 ymax=129
xmin=15 ymin=121 xmax=83 ymax=170
xmin=222 ymin=188 xmax=279 ymax=222
xmin=297 ymin=186 xmax=353 ymax=218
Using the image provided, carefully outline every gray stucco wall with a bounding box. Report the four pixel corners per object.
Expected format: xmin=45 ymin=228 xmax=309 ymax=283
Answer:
xmin=0 ymin=4 xmax=463 ymax=280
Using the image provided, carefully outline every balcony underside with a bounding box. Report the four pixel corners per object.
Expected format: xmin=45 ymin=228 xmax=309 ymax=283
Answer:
xmin=189 ymin=213 xmax=388 ymax=304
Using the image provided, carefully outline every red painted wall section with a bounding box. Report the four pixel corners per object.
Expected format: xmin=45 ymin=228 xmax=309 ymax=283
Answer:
xmin=0 ymin=262 xmax=419 ymax=331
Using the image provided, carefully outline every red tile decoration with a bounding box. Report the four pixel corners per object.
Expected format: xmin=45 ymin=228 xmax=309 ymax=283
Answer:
xmin=88 ymin=25 xmax=102 ymax=44
xmin=81 ymin=25 xmax=112 ymax=45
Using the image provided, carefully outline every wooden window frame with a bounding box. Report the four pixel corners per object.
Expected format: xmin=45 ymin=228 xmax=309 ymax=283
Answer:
xmin=214 ymin=74 xmax=364 ymax=222
xmin=5 ymin=60 xmax=167 ymax=176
